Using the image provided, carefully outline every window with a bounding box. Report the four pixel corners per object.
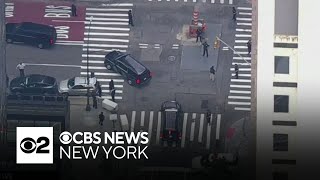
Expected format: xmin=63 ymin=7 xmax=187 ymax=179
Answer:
xmin=72 ymin=85 xmax=84 ymax=89
xmin=274 ymin=95 xmax=289 ymax=112
xmin=117 ymin=62 xmax=128 ymax=72
xmin=273 ymin=134 xmax=288 ymax=151
xmin=274 ymin=56 xmax=289 ymax=74
xmin=273 ymin=172 xmax=288 ymax=180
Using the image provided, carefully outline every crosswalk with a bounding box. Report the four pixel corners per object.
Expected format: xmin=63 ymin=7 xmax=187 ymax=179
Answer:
xmin=147 ymin=0 xmax=234 ymax=4
xmin=118 ymin=111 xmax=222 ymax=149
xmin=228 ymin=6 xmax=252 ymax=111
xmin=82 ymin=3 xmax=133 ymax=100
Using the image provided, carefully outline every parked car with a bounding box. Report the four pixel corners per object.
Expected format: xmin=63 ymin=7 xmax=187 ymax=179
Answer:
xmin=58 ymin=77 xmax=97 ymax=96
xmin=10 ymin=74 xmax=58 ymax=94
xmin=104 ymin=50 xmax=152 ymax=86
xmin=6 ymin=22 xmax=57 ymax=49
xmin=160 ymin=101 xmax=183 ymax=146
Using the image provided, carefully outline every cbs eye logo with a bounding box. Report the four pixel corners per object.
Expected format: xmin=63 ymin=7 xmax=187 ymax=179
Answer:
xmin=20 ymin=137 xmax=50 ymax=154
xmin=16 ymin=127 xmax=53 ymax=164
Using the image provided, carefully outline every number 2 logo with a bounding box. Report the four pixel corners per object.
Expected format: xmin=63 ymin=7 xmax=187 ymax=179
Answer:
xmin=20 ymin=136 xmax=50 ymax=154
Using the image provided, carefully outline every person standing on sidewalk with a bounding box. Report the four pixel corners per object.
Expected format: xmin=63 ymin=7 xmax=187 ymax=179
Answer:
xmin=247 ymin=40 xmax=251 ymax=54
xmin=92 ymin=91 xmax=98 ymax=109
xmin=196 ymin=28 xmax=202 ymax=43
xmin=202 ymin=41 xmax=209 ymax=57
xmin=232 ymin=7 xmax=237 ymax=21
xmin=71 ymin=4 xmax=77 ymax=17
xmin=206 ymin=110 xmax=211 ymax=125
xmin=109 ymin=79 xmax=114 ymax=91
xmin=16 ymin=63 xmax=25 ymax=77
xmin=111 ymin=88 xmax=116 ymax=102
xmin=96 ymin=81 xmax=102 ymax=98
xmin=209 ymin=66 xmax=215 ymax=81
xmin=234 ymin=64 xmax=239 ymax=79
xmin=128 ymin=10 xmax=134 ymax=26
xmin=99 ymin=112 xmax=105 ymax=126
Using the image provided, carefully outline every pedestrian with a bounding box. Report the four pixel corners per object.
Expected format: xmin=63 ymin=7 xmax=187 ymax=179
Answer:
xmin=16 ymin=62 xmax=25 ymax=77
xmin=206 ymin=110 xmax=211 ymax=125
xmin=232 ymin=7 xmax=237 ymax=21
xmin=109 ymin=79 xmax=114 ymax=91
xmin=128 ymin=10 xmax=134 ymax=26
xmin=71 ymin=4 xmax=77 ymax=17
xmin=99 ymin=112 xmax=105 ymax=126
xmin=209 ymin=66 xmax=215 ymax=81
xmin=92 ymin=91 xmax=98 ymax=109
xmin=111 ymin=88 xmax=116 ymax=102
xmin=90 ymin=72 xmax=95 ymax=78
xmin=234 ymin=64 xmax=239 ymax=79
xmin=196 ymin=28 xmax=202 ymax=43
xmin=247 ymin=40 xmax=251 ymax=54
xmin=96 ymin=81 xmax=102 ymax=98
xmin=202 ymin=41 xmax=209 ymax=57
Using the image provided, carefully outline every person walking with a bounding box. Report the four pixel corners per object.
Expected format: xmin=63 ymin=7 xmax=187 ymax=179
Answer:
xmin=99 ymin=112 xmax=105 ymax=126
xmin=16 ymin=63 xmax=25 ymax=77
xmin=196 ymin=28 xmax=202 ymax=43
xmin=202 ymin=41 xmax=209 ymax=57
xmin=209 ymin=66 xmax=215 ymax=81
xmin=71 ymin=4 xmax=77 ymax=17
xmin=234 ymin=64 xmax=239 ymax=79
xmin=96 ymin=81 xmax=102 ymax=98
xmin=128 ymin=10 xmax=134 ymax=26
xmin=111 ymin=88 xmax=116 ymax=102
xmin=247 ymin=40 xmax=251 ymax=54
xmin=232 ymin=7 xmax=237 ymax=21
xmin=206 ymin=110 xmax=211 ymax=125
xmin=109 ymin=79 xmax=114 ymax=91
xmin=92 ymin=91 xmax=98 ymax=109
xmin=90 ymin=72 xmax=95 ymax=78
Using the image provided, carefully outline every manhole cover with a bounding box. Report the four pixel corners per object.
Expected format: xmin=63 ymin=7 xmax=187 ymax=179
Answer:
xmin=168 ymin=56 xmax=176 ymax=62
xmin=201 ymin=100 xmax=209 ymax=109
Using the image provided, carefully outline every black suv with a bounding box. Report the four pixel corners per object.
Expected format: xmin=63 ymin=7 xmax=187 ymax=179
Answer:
xmin=160 ymin=101 xmax=183 ymax=146
xmin=6 ymin=22 xmax=57 ymax=49
xmin=104 ymin=50 xmax=152 ymax=86
xmin=10 ymin=74 xmax=58 ymax=95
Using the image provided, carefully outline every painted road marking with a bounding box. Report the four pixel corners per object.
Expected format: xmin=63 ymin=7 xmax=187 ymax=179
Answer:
xmin=156 ymin=112 xmax=161 ymax=145
xmin=85 ymin=21 xmax=128 ymax=25
xmin=228 ymin=102 xmax=251 ymax=105
xmin=101 ymin=3 xmax=134 ymax=7
xmin=230 ymin=68 xmax=251 ymax=71
xmin=229 ymin=0 xmax=233 ymax=4
xmin=236 ymin=28 xmax=252 ymax=32
xmin=231 ymin=79 xmax=251 ymax=83
xmin=81 ymin=60 xmax=104 ymax=64
xmin=237 ymin=7 xmax=252 ymax=11
xmin=230 ymin=90 xmax=251 ymax=94
xmin=233 ymin=51 xmax=250 ymax=55
xmin=85 ymin=26 xmax=130 ymax=31
xmin=86 ymin=13 xmax=128 ymax=17
xmin=236 ymin=17 xmax=252 ymax=21
xmin=86 ymin=8 xmax=132 ymax=12
xmin=81 ymin=72 xmax=121 ymax=76
xmin=198 ymin=114 xmax=204 ymax=143
xmin=230 ymin=84 xmax=251 ymax=88
xmin=233 ymin=56 xmax=251 ymax=60
xmin=130 ymin=111 xmax=136 ymax=132
xmin=83 ymin=44 xmax=128 ymax=48
xmin=24 ymin=63 xmax=80 ymax=68
xmin=101 ymin=85 xmax=123 ymax=88
xmin=86 ymin=17 xmax=128 ymax=21
xmin=231 ymin=73 xmax=251 ymax=77
xmin=84 ymin=38 xmax=129 ymax=43
xmin=96 ymin=79 xmax=124 ymax=83
xmin=84 ymin=48 xmax=126 ymax=52
xmin=181 ymin=113 xmax=188 ymax=148
xmin=100 ymin=96 xmax=122 ymax=100
xmin=147 ymin=111 xmax=154 ymax=145
xmin=84 ymin=32 xmax=129 ymax=36
xmin=215 ymin=114 xmax=221 ymax=140
xmin=239 ymin=12 xmax=252 ymax=16
xmin=228 ymin=96 xmax=251 ymax=100
xmin=56 ymin=42 xmax=84 ymax=46
xmin=82 ymin=54 xmax=105 ymax=58
xmin=206 ymin=114 xmax=213 ymax=149
xmin=235 ymin=107 xmax=251 ymax=111
xmin=220 ymin=0 xmax=224 ymax=4
xmin=140 ymin=111 xmax=145 ymax=127
xmin=102 ymin=89 xmax=123 ymax=93
xmin=235 ymin=40 xmax=250 ymax=43
xmin=190 ymin=113 xmax=196 ymax=142
xmin=237 ymin=22 xmax=252 ymax=26
xmin=234 ymin=46 xmax=247 ymax=49
xmin=235 ymin=34 xmax=252 ymax=37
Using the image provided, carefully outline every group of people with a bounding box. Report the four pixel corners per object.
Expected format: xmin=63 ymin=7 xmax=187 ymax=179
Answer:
xmin=195 ymin=28 xmax=210 ymax=57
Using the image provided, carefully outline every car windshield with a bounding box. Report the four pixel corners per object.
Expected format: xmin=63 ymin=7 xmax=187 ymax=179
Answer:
xmin=124 ymin=55 xmax=146 ymax=75
xmin=68 ymin=78 xmax=75 ymax=87
xmin=165 ymin=112 xmax=176 ymax=130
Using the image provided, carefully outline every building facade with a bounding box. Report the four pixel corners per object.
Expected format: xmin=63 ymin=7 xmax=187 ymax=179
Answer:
xmin=252 ymin=0 xmax=320 ymax=179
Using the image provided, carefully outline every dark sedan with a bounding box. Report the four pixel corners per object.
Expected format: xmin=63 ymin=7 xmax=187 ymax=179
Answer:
xmin=160 ymin=101 xmax=183 ymax=146
xmin=10 ymin=74 xmax=58 ymax=95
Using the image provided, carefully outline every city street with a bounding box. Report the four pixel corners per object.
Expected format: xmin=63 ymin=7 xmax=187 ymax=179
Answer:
xmin=4 ymin=0 xmax=252 ymax=178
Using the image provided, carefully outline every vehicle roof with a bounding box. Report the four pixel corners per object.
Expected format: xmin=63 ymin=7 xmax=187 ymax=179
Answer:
xmin=20 ymin=22 xmax=55 ymax=34
xmin=26 ymin=74 xmax=56 ymax=85
xmin=123 ymin=55 xmax=146 ymax=75
xmin=162 ymin=101 xmax=179 ymax=109
xmin=165 ymin=111 xmax=177 ymax=130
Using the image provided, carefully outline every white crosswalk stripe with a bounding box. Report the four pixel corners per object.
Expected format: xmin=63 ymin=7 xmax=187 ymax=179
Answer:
xmin=126 ymin=111 xmax=219 ymax=149
xmin=82 ymin=4 xmax=132 ymax=101
xmin=145 ymin=0 xmax=233 ymax=4
xmin=228 ymin=7 xmax=252 ymax=111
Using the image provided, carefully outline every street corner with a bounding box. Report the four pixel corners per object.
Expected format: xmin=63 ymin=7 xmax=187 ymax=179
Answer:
xmin=6 ymin=0 xmax=86 ymax=42
xmin=175 ymin=92 xmax=217 ymax=113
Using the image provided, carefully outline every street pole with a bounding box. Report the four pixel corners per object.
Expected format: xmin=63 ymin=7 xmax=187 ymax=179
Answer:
xmin=0 ymin=0 xmax=8 ymax=144
xmin=85 ymin=16 xmax=93 ymax=111
xmin=216 ymin=36 xmax=251 ymax=66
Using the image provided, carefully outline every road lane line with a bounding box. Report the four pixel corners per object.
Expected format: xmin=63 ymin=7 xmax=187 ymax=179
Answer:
xmin=233 ymin=56 xmax=251 ymax=60
xmin=237 ymin=22 xmax=252 ymax=26
xmin=86 ymin=8 xmax=132 ymax=11
xmin=234 ymin=46 xmax=247 ymax=49
xmin=86 ymin=13 xmax=128 ymax=17
xmin=236 ymin=17 xmax=252 ymax=21
xmin=82 ymin=44 xmax=128 ymax=48
xmin=85 ymin=26 xmax=130 ymax=31
xmin=100 ymin=96 xmax=122 ymax=100
xmin=215 ymin=114 xmax=221 ymax=140
xmin=101 ymin=3 xmax=133 ymax=6
xmin=181 ymin=113 xmax=188 ymax=148
xmin=156 ymin=112 xmax=161 ymax=145
xmin=230 ymin=90 xmax=251 ymax=94
xmin=237 ymin=7 xmax=252 ymax=10
xmin=230 ymin=68 xmax=251 ymax=71
xmin=86 ymin=17 xmax=128 ymax=21
xmin=198 ymin=114 xmax=204 ymax=143
xmin=56 ymin=42 xmax=83 ymax=46
xmin=230 ymin=84 xmax=251 ymax=88
xmin=235 ymin=34 xmax=252 ymax=38
xmin=84 ymin=48 xmax=126 ymax=52
xmin=231 ymin=79 xmax=251 ymax=83
xmin=96 ymin=79 xmax=124 ymax=83
xmin=140 ymin=111 xmax=145 ymax=127
xmin=228 ymin=96 xmax=251 ymax=100
xmin=101 ymin=85 xmax=123 ymax=88
xmin=236 ymin=28 xmax=252 ymax=32
xmin=81 ymin=72 xmax=121 ymax=76
xmin=84 ymin=32 xmax=129 ymax=36
xmin=228 ymin=102 xmax=251 ymax=105
xmin=148 ymin=111 xmax=154 ymax=145
xmin=235 ymin=107 xmax=251 ymax=111
xmin=102 ymin=90 xmax=123 ymax=93
xmin=24 ymin=63 xmax=80 ymax=68
xmin=190 ymin=113 xmax=196 ymax=142
xmin=85 ymin=21 xmax=128 ymax=25
xmin=130 ymin=111 xmax=136 ymax=132
xmin=239 ymin=12 xmax=252 ymax=16
xmin=206 ymin=114 xmax=213 ymax=149
xmin=82 ymin=54 xmax=105 ymax=58
xmin=84 ymin=38 xmax=129 ymax=42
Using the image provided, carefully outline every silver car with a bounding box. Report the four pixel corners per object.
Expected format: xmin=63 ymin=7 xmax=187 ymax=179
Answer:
xmin=58 ymin=77 xmax=97 ymax=96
